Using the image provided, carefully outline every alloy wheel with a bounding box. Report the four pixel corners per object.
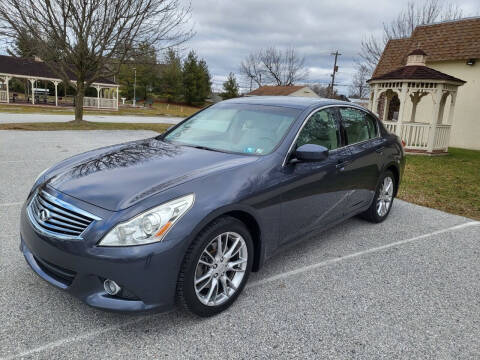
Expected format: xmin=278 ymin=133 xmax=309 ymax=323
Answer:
xmin=194 ymin=232 xmax=248 ymax=306
xmin=376 ymin=176 xmax=394 ymax=217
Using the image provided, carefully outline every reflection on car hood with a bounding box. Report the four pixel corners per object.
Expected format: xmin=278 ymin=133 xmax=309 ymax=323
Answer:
xmin=47 ymin=138 xmax=257 ymax=211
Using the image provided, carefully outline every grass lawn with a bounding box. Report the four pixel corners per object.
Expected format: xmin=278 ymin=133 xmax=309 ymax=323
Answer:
xmin=0 ymin=121 xmax=171 ymax=133
xmin=0 ymin=102 xmax=200 ymax=118
xmin=398 ymin=147 xmax=480 ymax=220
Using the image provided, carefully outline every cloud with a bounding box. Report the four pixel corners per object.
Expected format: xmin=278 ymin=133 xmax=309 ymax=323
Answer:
xmin=181 ymin=0 xmax=479 ymax=94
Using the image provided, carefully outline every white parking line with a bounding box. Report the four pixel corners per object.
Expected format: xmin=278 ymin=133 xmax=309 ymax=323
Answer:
xmin=3 ymin=221 xmax=479 ymax=360
xmin=247 ymin=221 xmax=479 ymax=289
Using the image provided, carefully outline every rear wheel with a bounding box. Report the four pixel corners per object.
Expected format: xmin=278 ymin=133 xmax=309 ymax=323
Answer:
xmin=176 ymin=216 xmax=253 ymax=317
xmin=361 ymin=170 xmax=395 ymax=223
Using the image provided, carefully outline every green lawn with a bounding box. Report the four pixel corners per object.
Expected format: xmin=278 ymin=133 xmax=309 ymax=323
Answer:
xmin=0 ymin=121 xmax=171 ymax=133
xmin=0 ymin=102 xmax=200 ymax=118
xmin=398 ymin=148 xmax=480 ymax=220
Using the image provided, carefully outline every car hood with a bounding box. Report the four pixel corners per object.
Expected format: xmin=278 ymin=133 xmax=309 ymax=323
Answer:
xmin=47 ymin=138 xmax=258 ymax=211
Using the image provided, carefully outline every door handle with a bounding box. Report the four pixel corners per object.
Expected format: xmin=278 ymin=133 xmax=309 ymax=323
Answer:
xmin=336 ymin=160 xmax=350 ymax=170
xmin=375 ymin=146 xmax=385 ymax=154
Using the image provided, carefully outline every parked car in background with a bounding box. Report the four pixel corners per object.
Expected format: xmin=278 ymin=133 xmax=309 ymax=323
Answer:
xmin=20 ymin=96 xmax=405 ymax=317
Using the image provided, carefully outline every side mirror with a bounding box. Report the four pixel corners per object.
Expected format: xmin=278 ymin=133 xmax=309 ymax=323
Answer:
xmin=294 ymin=144 xmax=329 ymax=162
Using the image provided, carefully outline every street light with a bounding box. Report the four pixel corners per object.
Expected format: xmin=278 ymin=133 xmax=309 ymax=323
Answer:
xmin=132 ymin=67 xmax=137 ymax=107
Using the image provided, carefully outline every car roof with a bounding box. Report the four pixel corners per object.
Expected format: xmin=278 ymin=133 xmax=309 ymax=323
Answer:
xmin=223 ymin=96 xmax=349 ymax=110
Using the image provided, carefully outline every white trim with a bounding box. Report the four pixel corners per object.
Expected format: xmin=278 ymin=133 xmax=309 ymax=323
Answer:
xmin=0 ymin=72 xmax=119 ymax=88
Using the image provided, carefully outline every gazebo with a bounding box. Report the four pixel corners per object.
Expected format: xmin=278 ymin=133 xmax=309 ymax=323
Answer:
xmin=368 ymin=49 xmax=466 ymax=154
xmin=0 ymin=55 xmax=119 ymax=110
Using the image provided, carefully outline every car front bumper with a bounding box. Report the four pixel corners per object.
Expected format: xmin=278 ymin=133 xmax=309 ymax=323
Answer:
xmin=20 ymin=203 xmax=186 ymax=313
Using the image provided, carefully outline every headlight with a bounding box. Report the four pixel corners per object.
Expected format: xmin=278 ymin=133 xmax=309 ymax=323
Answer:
xmin=98 ymin=194 xmax=195 ymax=246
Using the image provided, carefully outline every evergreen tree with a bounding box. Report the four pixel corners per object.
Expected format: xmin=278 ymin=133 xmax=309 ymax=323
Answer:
xmin=221 ymin=73 xmax=239 ymax=100
xmin=182 ymin=50 xmax=211 ymax=106
xmin=159 ymin=48 xmax=183 ymax=103
xmin=118 ymin=42 xmax=159 ymax=101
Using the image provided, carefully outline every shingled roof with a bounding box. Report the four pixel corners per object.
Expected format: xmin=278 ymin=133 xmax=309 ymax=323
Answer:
xmin=373 ymin=17 xmax=480 ymax=77
xmin=369 ymin=65 xmax=466 ymax=83
xmin=0 ymin=55 xmax=116 ymax=85
xmin=247 ymin=85 xmax=306 ymax=96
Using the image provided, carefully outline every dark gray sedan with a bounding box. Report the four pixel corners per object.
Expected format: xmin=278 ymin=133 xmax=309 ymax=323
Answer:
xmin=20 ymin=96 xmax=405 ymax=316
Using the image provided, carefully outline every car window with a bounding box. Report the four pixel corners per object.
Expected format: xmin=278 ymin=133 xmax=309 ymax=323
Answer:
xmin=163 ymin=103 xmax=300 ymax=155
xmin=296 ymin=108 xmax=340 ymax=150
xmin=339 ymin=107 xmax=378 ymax=145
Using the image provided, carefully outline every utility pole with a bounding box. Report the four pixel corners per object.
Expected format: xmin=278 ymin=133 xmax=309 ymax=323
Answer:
xmin=329 ymin=51 xmax=341 ymax=98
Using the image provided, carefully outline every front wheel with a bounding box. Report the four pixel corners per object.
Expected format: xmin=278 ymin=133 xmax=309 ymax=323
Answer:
xmin=361 ymin=170 xmax=395 ymax=223
xmin=176 ymin=216 xmax=253 ymax=317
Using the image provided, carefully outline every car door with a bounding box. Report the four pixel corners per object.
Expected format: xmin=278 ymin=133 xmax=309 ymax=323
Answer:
xmin=338 ymin=107 xmax=385 ymax=215
xmin=279 ymin=107 xmax=352 ymax=245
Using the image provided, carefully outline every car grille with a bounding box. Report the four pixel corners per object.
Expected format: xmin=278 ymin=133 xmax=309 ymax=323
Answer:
xmin=28 ymin=190 xmax=99 ymax=238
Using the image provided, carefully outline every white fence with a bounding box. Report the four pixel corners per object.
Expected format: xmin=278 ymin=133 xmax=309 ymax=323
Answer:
xmin=0 ymin=90 xmax=7 ymax=103
xmin=383 ymin=121 xmax=451 ymax=152
xmin=83 ymin=97 xmax=117 ymax=109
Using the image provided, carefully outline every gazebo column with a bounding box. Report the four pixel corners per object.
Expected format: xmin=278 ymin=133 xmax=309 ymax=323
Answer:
xmin=29 ymin=79 xmax=36 ymax=104
xmin=95 ymin=85 xmax=101 ymax=108
xmin=382 ymin=91 xmax=393 ymax=122
xmin=395 ymin=82 xmax=408 ymax=137
xmin=447 ymin=92 xmax=457 ymax=125
xmin=53 ymin=81 xmax=59 ymax=106
xmin=369 ymin=84 xmax=380 ymax=115
xmin=5 ymin=76 xmax=11 ymax=103
xmin=427 ymin=86 xmax=444 ymax=153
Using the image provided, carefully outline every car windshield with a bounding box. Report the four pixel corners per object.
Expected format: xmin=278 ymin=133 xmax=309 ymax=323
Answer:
xmin=162 ymin=103 xmax=300 ymax=155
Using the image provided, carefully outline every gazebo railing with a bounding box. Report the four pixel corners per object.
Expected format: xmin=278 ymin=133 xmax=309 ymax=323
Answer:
xmin=383 ymin=121 xmax=451 ymax=152
xmin=0 ymin=90 xmax=7 ymax=102
xmin=83 ymin=97 xmax=117 ymax=109
xmin=433 ymin=124 xmax=451 ymax=152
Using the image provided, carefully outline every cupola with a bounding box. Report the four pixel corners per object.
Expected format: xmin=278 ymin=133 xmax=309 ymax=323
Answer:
xmin=406 ymin=49 xmax=427 ymax=66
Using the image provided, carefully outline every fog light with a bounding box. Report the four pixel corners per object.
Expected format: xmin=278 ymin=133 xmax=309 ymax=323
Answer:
xmin=104 ymin=279 xmax=121 ymax=295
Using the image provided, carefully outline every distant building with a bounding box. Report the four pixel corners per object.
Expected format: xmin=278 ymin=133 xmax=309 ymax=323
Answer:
xmin=246 ymin=85 xmax=319 ymax=98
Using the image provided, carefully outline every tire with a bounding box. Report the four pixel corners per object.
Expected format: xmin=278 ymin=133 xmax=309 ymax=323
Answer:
xmin=361 ymin=170 xmax=395 ymax=223
xmin=176 ymin=216 xmax=253 ymax=317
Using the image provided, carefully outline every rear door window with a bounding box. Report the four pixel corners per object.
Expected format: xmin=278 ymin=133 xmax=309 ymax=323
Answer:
xmin=339 ymin=107 xmax=378 ymax=145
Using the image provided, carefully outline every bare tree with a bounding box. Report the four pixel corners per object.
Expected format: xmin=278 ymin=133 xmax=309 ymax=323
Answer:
xmin=0 ymin=0 xmax=192 ymax=122
xmin=240 ymin=46 xmax=309 ymax=87
xmin=348 ymin=63 xmax=370 ymax=99
xmin=360 ymin=0 xmax=463 ymax=72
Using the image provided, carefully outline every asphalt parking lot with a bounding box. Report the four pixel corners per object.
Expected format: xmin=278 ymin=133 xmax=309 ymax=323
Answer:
xmin=1 ymin=130 xmax=479 ymax=359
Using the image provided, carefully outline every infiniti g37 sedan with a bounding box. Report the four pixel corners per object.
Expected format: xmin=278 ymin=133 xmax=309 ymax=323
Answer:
xmin=20 ymin=96 xmax=405 ymax=317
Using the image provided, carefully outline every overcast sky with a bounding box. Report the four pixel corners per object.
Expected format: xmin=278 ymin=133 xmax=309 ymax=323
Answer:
xmin=184 ymin=0 xmax=479 ymax=94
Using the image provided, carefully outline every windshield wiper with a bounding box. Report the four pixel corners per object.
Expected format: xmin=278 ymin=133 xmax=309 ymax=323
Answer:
xmin=188 ymin=145 xmax=224 ymax=153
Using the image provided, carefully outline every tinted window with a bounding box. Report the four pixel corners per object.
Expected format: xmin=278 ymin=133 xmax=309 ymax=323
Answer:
xmin=164 ymin=103 xmax=300 ymax=155
xmin=296 ymin=108 xmax=340 ymax=150
xmin=339 ymin=107 xmax=378 ymax=145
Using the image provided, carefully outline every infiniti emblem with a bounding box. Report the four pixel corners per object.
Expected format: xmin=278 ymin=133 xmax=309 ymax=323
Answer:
xmin=38 ymin=209 xmax=51 ymax=222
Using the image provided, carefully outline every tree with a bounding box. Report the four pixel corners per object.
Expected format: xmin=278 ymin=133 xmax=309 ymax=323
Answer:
xmin=240 ymin=46 xmax=309 ymax=87
xmin=118 ymin=42 xmax=160 ymax=101
xmin=360 ymin=0 xmax=463 ymax=72
xmin=7 ymin=31 xmax=36 ymax=58
xmin=0 ymin=0 xmax=192 ymax=122
xmin=182 ymin=51 xmax=211 ymax=106
xmin=348 ymin=63 xmax=370 ymax=99
xmin=221 ymin=73 xmax=240 ymax=100
xmin=159 ymin=48 xmax=184 ymax=103
xmin=311 ymin=84 xmax=346 ymax=100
